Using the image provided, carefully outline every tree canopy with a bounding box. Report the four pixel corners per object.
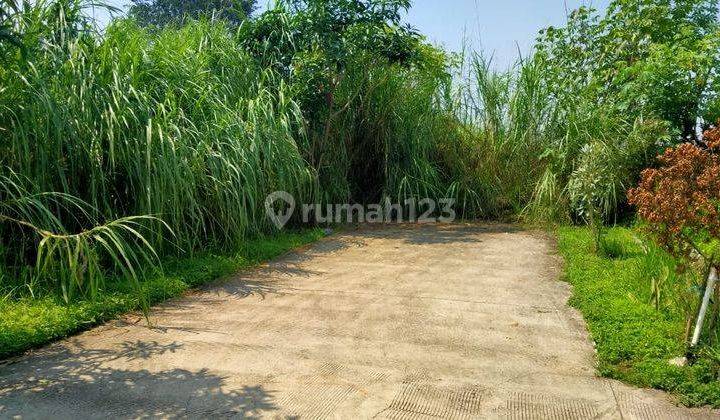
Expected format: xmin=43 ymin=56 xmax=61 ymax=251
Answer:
xmin=535 ymin=0 xmax=720 ymax=139
xmin=128 ymin=0 xmax=257 ymax=27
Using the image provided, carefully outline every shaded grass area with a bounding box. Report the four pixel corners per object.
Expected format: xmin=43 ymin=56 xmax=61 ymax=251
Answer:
xmin=558 ymin=226 xmax=720 ymax=407
xmin=0 ymin=229 xmax=324 ymax=360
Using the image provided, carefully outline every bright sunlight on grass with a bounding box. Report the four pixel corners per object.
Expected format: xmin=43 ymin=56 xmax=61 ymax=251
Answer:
xmin=558 ymin=227 xmax=720 ymax=407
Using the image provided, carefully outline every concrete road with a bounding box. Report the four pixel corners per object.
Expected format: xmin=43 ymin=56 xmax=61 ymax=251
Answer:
xmin=0 ymin=224 xmax=717 ymax=419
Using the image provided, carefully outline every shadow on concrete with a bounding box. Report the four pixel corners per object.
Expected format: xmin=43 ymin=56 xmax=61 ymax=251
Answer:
xmin=0 ymin=340 xmax=277 ymax=418
xmin=116 ymin=340 xmax=184 ymax=361
xmin=263 ymin=235 xmax=368 ymax=266
xmin=212 ymin=278 xmax=285 ymax=299
xmin=400 ymin=224 xmax=519 ymax=245
xmin=202 ymin=235 xmax=370 ymax=296
xmin=339 ymin=223 xmax=518 ymax=245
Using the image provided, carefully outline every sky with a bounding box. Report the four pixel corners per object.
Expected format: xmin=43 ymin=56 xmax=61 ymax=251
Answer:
xmin=404 ymin=0 xmax=610 ymax=68
xmin=98 ymin=0 xmax=611 ymax=68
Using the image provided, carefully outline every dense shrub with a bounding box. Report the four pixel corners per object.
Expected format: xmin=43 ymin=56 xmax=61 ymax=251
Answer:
xmin=628 ymin=125 xmax=720 ymax=348
xmin=536 ymin=0 xmax=720 ymax=139
xmin=628 ymin=126 xmax=720 ymax=266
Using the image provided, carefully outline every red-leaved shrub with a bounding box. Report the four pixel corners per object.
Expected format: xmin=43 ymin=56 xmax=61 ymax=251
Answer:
xmin=628 ymin=126 xmax=720 ymax=266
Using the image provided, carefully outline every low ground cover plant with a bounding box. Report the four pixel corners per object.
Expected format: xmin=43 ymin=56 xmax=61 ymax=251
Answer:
xmin=558 ymin=227 xmax=720 ymax=407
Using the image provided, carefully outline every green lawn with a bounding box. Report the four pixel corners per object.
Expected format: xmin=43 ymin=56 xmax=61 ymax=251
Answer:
xmin=0 ymin=229 xmax=324 ymax=360
xmin=558 ymin=226 xmax=720 ymax=407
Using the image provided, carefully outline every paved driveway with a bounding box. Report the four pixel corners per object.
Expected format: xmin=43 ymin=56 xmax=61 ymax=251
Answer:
xmin=0 ymin=224 xmax=716 ymax=418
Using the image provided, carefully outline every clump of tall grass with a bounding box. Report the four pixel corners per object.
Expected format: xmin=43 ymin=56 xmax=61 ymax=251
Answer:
xmin=453 ymin=53 xmax=559 ymax=218
xmin=317 ymin=53 xmax=469 ymax=211
xmin=1 ymin=16 xmax=316 ymax=251
xmin=447 ymin=50 xmax=669 ymax=223
xmin=1 ymin=2 xmax=317 ymax=300
xmin=0 ymin=169 xmax=161 ymax=303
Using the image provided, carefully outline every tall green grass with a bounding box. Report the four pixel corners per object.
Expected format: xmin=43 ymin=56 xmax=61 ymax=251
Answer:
xmin=2 ymin=17 xmax=316 ymax=250
xmin=1 ymin=3 xmax=319 ymax=299
xmin=0 ymin=0 xmax=671 ymax=301
xmin=447 ymin=52 xmax=667 ymax=223
xmin=0 ymin=169 xmax=161 ymax=303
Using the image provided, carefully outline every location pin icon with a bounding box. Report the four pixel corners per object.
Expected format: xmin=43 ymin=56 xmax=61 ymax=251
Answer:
xmin=265 ymin=191 xmax=296 ymax=229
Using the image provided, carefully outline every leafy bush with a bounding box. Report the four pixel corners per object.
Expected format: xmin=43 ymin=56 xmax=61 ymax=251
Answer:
xmin=565 ymin=119 xmax=667 ymax=248
xmin=628 ymin=125 xmax=720 ymax=267
xmin=628 ymin=124 xmax=720 ymax=348
xmin=536 ymin=0 xmax=720 ymax=139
